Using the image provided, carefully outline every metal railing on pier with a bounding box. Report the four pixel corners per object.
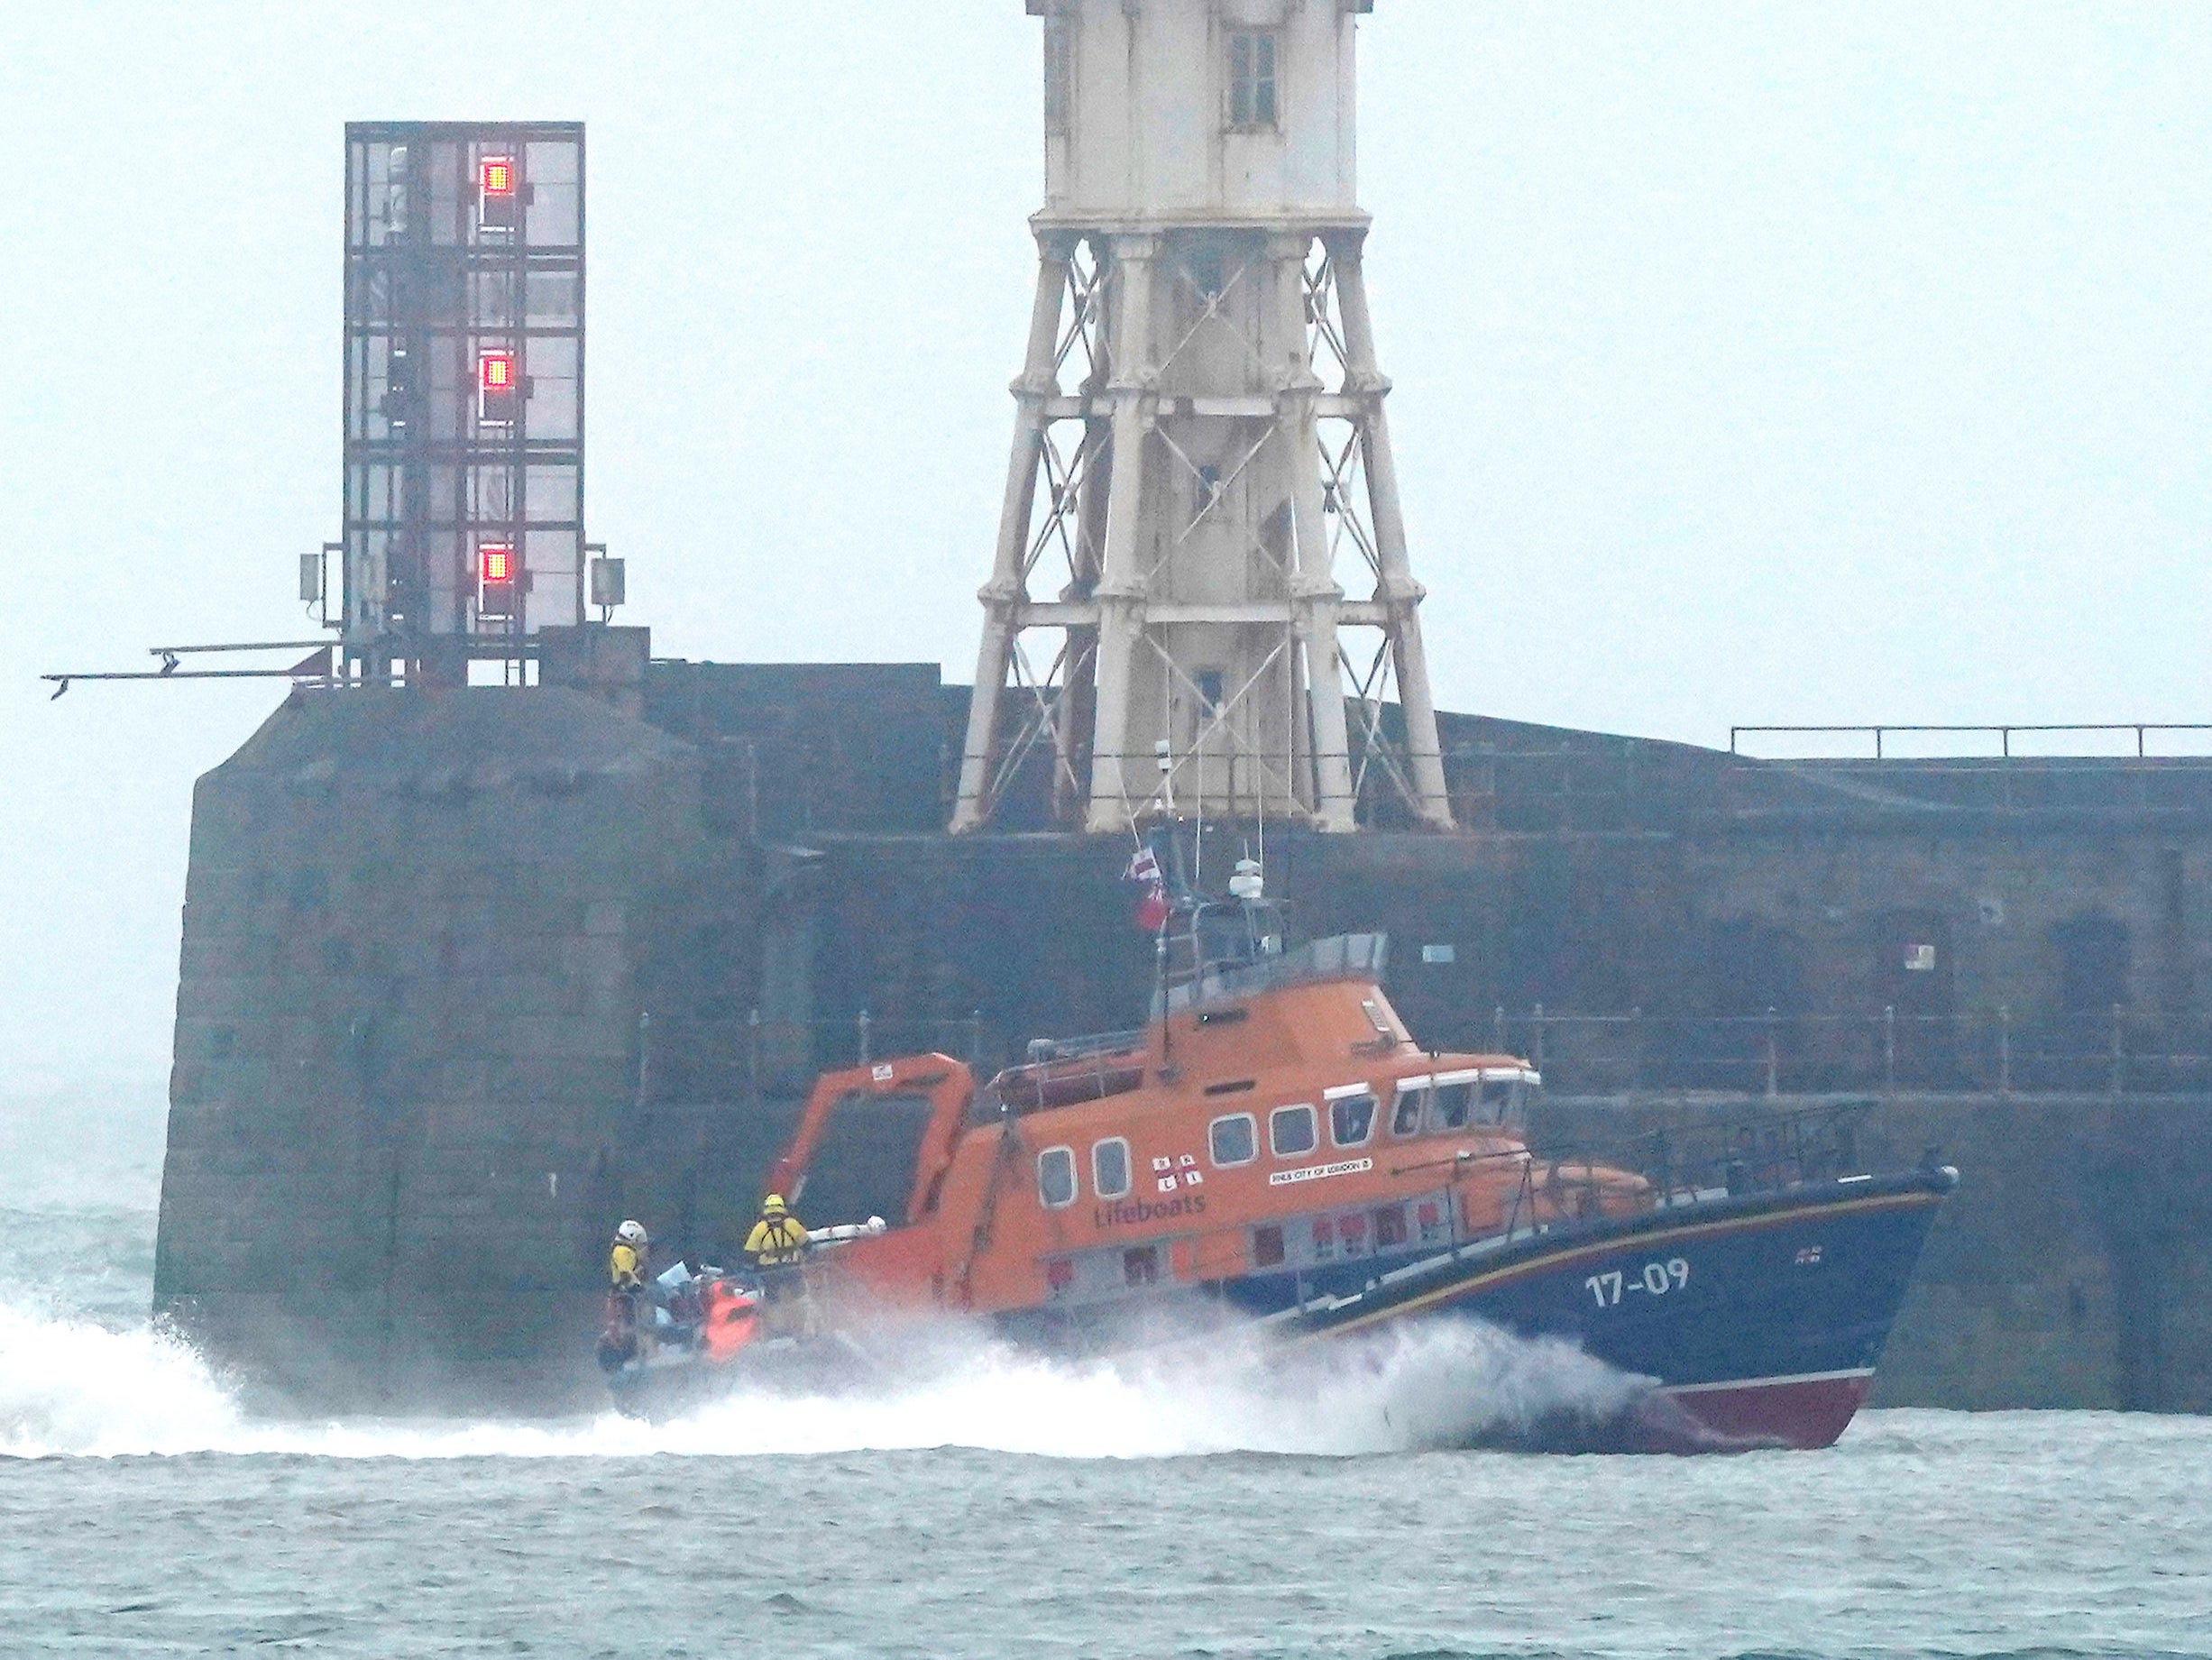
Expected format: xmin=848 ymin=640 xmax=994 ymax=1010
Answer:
xmin=1452 ymin=1004 xmax=2212 ymax=1098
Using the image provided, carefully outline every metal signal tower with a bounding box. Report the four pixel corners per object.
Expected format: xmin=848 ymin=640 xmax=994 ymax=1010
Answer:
xmin=338 ymin=123 xmax=594 ymax=683
xmin=950 ymin=0 xmax=1453 ymax=834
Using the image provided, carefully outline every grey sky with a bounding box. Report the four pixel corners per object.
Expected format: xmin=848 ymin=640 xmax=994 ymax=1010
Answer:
xmin=4 ymin=3 xmax=2208 ymax=1101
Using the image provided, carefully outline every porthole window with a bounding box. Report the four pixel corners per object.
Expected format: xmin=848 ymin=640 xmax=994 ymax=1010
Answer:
xmin=1209 ymin=1112 xmax=1257 ymax=1167
xmin=1390 ymin=1083 xmax=1428 ymax=1136
xmin=1270 ymin=1103 xmax=1317 ymax=1159
xmin=1329 ymin=1092 xmax=1377 ymax=1147
xmin=1037 ymin=1145 xmax=1078 ymax=1209
xmin=1093 ymin=1136 xmax=1132 ymax=1200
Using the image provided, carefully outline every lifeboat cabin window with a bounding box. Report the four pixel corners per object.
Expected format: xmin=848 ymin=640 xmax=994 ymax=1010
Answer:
xmin=1093 ymin=1137 xmax=1132 ymax=1200
xmin=1037 ymin=1145 xmax=1078 ymax=1209
xmin=1480 ymin=1077 xmax=1520 ymax=1121
xmin=1210 ymin=1112 xmax=1258 ymax=1167
xmin=1426 ymin=1074 xmax=1476 ymax=1133
xmin=1252 ymin=1224 xmax=1286 ymax=1268
xmin=1390 ymin=1080 xmax=1429 ymax=1136
xmin=1329 ymin=1091 xmax=1376 ymax=1148
xmin=1270 ymin=1104 xmax=1317 ymax=1159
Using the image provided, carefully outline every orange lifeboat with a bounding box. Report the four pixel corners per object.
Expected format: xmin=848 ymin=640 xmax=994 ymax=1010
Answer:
xmin=604 ymin=867 xmax=1954 ymax=1452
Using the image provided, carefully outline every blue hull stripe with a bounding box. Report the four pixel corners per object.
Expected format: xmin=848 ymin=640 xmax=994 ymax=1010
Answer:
xmin=1280 ymin=1174 xmax=1951 ymax=1393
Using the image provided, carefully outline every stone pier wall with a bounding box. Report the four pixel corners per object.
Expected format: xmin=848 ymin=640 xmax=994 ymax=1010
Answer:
xmin=153 ymin=671 xmax=2212 ymax=1413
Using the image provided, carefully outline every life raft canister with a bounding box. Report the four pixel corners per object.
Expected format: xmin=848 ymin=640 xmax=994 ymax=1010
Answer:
xmin=701 ymin=1279 xmax=760 ymax=1362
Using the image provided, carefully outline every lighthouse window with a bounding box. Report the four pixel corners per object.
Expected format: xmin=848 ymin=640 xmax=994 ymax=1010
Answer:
xmin=1329 ymin=1092 xmax=1377 ymax=1148
xmin=1093 ymin=1136 xmax=1132 ymax=1200
xmin=1037 ymin=1145 xmax=1078 ymax=1209
xmin=1209 ymin=1112 xmax=1258 ymax=1167
xmin=1269 ymin=1103 xmax=1317 ymax=1159
xmin=1228 ymin=31 xmax=1279 ymax=129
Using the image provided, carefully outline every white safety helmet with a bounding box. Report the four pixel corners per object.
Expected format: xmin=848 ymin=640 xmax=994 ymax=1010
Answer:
xmin=616 ymin=1220 xmax=647 ymax=1248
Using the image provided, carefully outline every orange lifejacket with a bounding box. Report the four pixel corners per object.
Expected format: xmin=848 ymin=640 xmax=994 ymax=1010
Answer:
xmin=701 ymin=1279 xmax=760 ymax=1362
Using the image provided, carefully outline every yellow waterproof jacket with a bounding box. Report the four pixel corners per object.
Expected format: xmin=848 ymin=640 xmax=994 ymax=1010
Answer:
xmin=745 ymin=1215 xmax=810 ymax=1267
xmin=609 ymin=1241 xmax=644 ymax=1289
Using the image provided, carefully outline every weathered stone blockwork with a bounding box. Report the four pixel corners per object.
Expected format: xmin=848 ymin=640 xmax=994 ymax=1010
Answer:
xmin=155 ymin=687 xmax=738 ymax=1409
xmin=154 ymin=665 xmax=2212 ymax=1413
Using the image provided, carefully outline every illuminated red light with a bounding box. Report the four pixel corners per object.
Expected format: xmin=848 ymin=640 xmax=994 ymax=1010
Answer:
xmin=480 ymin=545 xmax=515 ymax=586
xmin=480 ymin=352 xmax=515 ymax=393
xmin=480 ymin=157 xmax=516 ymax=197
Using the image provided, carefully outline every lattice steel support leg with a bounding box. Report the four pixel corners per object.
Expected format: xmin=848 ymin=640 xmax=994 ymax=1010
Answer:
xmin=1329 ymin=233 xmax=1454 ymax=829
xmin=951 ymin=240 xmax=1074 ymax=832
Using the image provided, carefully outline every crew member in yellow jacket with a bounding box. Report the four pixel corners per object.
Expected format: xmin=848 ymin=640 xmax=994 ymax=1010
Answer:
xmin=744 ymin=1194 xmax=810 ymax=1281
xmin=609 ymin=1219 xmax=649 ymax=1290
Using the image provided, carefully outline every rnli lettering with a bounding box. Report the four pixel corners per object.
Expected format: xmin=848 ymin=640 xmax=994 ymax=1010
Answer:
xmin=1095 ymin=1194 xmax=1208 ymax=1229
xmin=1267 ymin=1157 xmax=1373 ymax=1187
xmin=1152 ymin=1154 xmax=1204 ymax=1194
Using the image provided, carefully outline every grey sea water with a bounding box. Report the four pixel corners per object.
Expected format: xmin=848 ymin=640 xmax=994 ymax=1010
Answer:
xmin=5 ymin=1102 xmax=2210 ymax=1659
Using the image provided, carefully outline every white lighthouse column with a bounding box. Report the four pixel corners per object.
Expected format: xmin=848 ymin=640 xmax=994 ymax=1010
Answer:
xmin=1271 ymin=231 xmax=1359 ymax=831
xmin=951 ymin=240 xmax=1076 ymax=832
xmin=1084 ymin=234 xmax=1160 ymax=834
xmin=1328 ymin=231 xmax=1455 ymax=829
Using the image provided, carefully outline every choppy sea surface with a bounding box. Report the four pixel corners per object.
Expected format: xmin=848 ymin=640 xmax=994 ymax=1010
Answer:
xmin=4 ymin=1092 xmax=2210 ymax=1659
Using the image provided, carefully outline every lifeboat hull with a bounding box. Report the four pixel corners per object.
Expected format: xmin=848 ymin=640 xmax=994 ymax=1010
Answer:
xmin=1271 ymin=1167 xmax=1954 ymax=1453
xmin=604 ymin=1169 xmax=1950 ymax=1452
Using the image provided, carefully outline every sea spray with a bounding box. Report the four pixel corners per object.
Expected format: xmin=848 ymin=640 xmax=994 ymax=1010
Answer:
xmin=1 ymin=1296 xmax=1649 ymax=1461
xmin=665 ymin=1316 xmax=1655 ymax=1458
xmin=0 ymin=1300 xmax=247 ymax=1458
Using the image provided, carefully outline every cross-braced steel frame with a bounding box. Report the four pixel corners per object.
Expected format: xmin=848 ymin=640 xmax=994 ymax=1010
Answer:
xmin=950 ymin=225 xmax=1453 ymax=834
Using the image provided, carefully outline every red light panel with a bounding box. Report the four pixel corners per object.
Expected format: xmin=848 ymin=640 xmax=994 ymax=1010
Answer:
xmin=480 ymin=157 xmax=516 ymax=196
xmin=480 ymin=545 xmax=515 ymax=586
xmin=480 ymin=352 xmax=515 ymax=393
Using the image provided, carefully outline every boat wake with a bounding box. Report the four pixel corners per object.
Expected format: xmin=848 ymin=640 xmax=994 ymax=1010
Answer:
xmin=0 ymin=1296 xmax=1651 ymax=1461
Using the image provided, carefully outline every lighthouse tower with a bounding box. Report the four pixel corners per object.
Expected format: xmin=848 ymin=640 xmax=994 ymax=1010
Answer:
xmin=950 ymin=0 xmax=1453 ymax=834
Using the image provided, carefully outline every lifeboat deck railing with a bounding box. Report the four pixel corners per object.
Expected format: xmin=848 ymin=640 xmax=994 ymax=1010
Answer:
xmin=984 ymin=1032 xmax=1152 ymax=1114
xmin=1161 ymin=931 xmax=1389 ymax=1014
xmin=1517 ymin=1100 xmax=1873 ymax=1219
